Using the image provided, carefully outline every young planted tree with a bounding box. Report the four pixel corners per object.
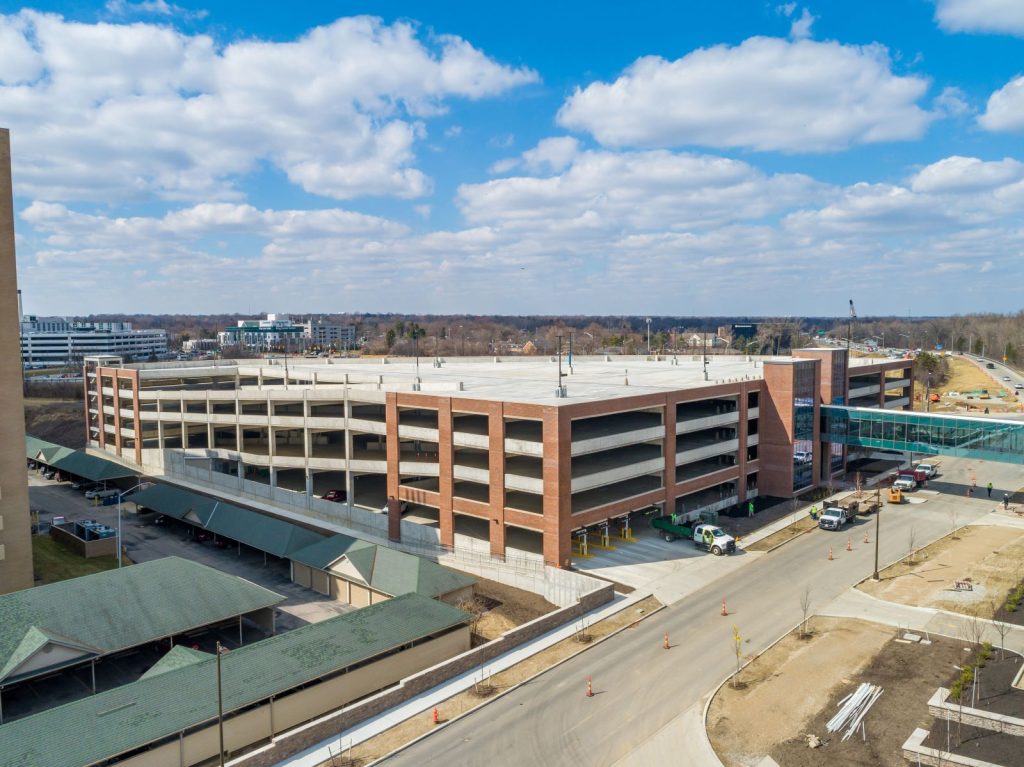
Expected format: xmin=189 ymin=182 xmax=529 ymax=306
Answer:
xmin=798 ymin=585 xmax=813 ymax=640
xmin=993 ymin=620 xmax=1011 ymax=661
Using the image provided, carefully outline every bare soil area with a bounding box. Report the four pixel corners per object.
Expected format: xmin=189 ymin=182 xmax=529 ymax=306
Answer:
xmin=317 ymin=595 xmax=662 ymax=766
xmin=920 ymin=357 xmax=1022 ymax=414
xmin=709 ymin=617 xmax=967 ymax=767
xmin=467 ymin=576 xmax=558 ymax=642
xmin=858 ymin=525 xmax=1024 ymax=619
xmin=745 ymin=515 xmax=818 ymax=552
xmin=922 ymin=652 xmax=1024 ymax=765
xmin=24 ymin=397 xmax=85 ymax=448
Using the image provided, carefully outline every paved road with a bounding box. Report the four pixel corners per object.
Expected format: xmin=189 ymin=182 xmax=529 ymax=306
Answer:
xmin=381 ymin=478 xmax=1003 ymax=767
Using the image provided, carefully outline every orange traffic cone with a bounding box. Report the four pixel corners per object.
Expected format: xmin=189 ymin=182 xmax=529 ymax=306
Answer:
xmin=663 ymin=633 xmax=670 ymax=650
xmin=828 ymin=546 xmax=834 ymax=561
xmin=432 ymin=707 xmax=439 ymax=725
xmin=846 ymin=538 xmax=852 ymax=552
xmin=721 ymin=599 xmax=728 ymax=616
xmin=586 ymin=675 xmax=594 ymax=698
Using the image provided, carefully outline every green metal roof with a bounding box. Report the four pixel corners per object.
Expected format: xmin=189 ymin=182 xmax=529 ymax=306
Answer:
xmin=0 ymin=594 xmax=471 ymax=767
xmin=204 ymin=502 xmax=323 ymax=558
xmin=289 ymin=534 xmax=475 ymax=599
xmin=287 ymin=531 xmax=369 ymax=570
xmin=129 ymin=485 xmax=474 ymax=597
xmin=139 ymin=645 xmax=211 ymax=681
xmin=129 ymin=485 xmax=325 ymax=558
xmin=49 ymin=450 xmax=138 ymax=482
xmin=0 ymin=557 xmax=284 ymax=685
xmin=25 ymin=435 xmax=75 ymax=465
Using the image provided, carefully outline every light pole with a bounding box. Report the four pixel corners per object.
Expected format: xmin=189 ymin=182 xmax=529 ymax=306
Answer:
xmin=873 ymin=489 xmax=881 ymax=581
xmin=216 ymin=641 xmax=226 ymax=767
xmin=645 ymin=317 xmax=652 ymax=355
xmin=115 ymin=479 xmax=152 ymax=568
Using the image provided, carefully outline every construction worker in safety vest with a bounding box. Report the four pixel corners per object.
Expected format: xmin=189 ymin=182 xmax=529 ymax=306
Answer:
xmin=703 ymin=527 xmax=714 ymax=547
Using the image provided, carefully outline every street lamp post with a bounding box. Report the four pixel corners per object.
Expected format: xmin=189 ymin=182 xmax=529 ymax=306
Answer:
xmin=645 ymin=318 xmax=652 ymax=355
xmin=873 ymin=491 xmax=881 ymax=581
xmin=216 ymin=641 xmax=226 ymax=767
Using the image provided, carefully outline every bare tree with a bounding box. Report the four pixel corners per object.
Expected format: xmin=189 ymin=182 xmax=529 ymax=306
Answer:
xmin=907 ymin=526 xmax=918 ymax=565
xmin=798 ymin=584 xmax=813 ymax=639
xmin=950 ymin=506 xmax=960 ymax=540
xmin=963 ymin=609 xmax=986 ymax=649
xmin=993 ymin=620 xmax=1011 ymax=661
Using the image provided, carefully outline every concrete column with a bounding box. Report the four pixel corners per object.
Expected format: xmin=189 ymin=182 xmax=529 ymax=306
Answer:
xmin=488 ymin=405 xmax=506 ymax=558
xmin=344 ymin=394 xmax=354 ymax=506
xmin=437 ymin=400 xmax=455 ymax=548
xmin=542 ymin=407 xmax=572 ymax=567
xmin=385 ymin=394 xmax=401 ymax=542
xmin=878 ymin=371 xmax=886 ymax=407
xmin=180 ymin=392 xmax=188 ymax=450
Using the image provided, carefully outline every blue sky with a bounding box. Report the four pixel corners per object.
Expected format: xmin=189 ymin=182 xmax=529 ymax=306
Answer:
xmin=3 ymin=0 xmax=1024 ymax=316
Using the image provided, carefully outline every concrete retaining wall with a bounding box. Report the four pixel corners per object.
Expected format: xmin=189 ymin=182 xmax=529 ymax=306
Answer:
xmin=927 ymin=687 xmax=1024 ymax=736
xmin=229 ymin=582 xmax=614 ymax=767
xmin=901 ymin=727 xmax=1004 ymax=767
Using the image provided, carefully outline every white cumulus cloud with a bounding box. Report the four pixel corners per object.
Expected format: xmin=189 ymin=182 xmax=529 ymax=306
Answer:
xmin=0 ymin=11 xmax=537 ymax=202
xmin=556 ymin=37 xmax=933 ymax=153
xmin=979 ymin=75 xmax=1024 ymax=132
xmin=934 ymin=0 xmax=1024 ymax=36
xmin=910 ymin=156 xmax=1024 ymax=193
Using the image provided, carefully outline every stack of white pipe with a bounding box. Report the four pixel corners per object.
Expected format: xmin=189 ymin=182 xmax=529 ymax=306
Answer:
xmin=826 ymin=683 xmax=883 ymax=741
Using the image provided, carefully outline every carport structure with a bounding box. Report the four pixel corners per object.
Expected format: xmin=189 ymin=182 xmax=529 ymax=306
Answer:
xmin=127 ymin=483 xmax=323 ymax=562
xmin=128 ymin=484 xmax=476 ymax=606
xmin=289 ymin=533 xmax=475 ymax=607
xmin=0 ymin=556 xmax=284 ymax=723
xmin=26 ymin=435 xmax=138 ymax=485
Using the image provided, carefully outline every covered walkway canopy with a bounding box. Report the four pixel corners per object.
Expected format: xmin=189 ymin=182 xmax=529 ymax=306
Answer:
xmin=822 ymin=406 xmax=1024 ymax=464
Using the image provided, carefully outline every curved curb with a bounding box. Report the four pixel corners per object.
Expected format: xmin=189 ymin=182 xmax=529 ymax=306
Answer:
xmin=702 ymin=618 xmax=804 ymax=767
xmin=365 ymin=597 xmax=667 ymax=766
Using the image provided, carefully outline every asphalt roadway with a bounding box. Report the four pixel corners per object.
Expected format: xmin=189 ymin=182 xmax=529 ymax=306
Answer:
xmin=381 ymin=477 xmax=1005 ymax=767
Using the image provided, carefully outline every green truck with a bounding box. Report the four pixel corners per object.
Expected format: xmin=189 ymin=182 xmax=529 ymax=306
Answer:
xmin=650 ymin=516 xmax=736 ymax=555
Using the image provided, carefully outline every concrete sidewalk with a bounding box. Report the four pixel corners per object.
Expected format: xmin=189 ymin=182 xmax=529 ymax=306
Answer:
xmin=819 ymin=588 xmax=1024 ymax=653
xmin=268 ymin=590 xmax=651 ymax=767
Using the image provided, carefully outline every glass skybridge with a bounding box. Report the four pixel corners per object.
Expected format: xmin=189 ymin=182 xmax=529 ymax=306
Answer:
xmin=822 ymin=406 xmax=1024 ymax=465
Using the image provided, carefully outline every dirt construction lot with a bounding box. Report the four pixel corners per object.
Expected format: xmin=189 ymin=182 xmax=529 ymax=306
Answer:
xmin=708 ymin=617 xmax=966 ymax=767
xmin=857 ymin=524 xmax=1024 ymax=618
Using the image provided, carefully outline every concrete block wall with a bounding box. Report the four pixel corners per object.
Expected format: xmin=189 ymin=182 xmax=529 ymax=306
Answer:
xmin=231 ymin=581 xmax=614 ymax=767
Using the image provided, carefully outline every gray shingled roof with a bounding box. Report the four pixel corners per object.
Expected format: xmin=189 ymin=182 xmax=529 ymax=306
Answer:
xmin=0 ymin=557 xmax=284 ymax=685
xmin=0 ymin=594 xmax=471 ymax=767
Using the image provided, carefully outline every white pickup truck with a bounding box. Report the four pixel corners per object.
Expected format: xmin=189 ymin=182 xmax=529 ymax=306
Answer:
xmin=818 ymin=506 xmax=851 ymax=531
xmin=692 ymin=524 xmax=737 ymax=555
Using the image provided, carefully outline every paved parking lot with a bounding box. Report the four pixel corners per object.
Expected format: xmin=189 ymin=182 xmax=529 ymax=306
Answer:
xmin=27 ymin=473 xmax=354 ymax=629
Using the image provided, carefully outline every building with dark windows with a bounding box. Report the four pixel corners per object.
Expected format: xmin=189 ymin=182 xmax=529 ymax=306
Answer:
xmin=20 ymin=315 xmax=167 ymax=366
xmin=84 ymin=348 xmax=911 ymax=568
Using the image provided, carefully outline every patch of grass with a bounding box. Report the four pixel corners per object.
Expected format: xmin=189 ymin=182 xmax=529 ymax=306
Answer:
xmin=32 ymin=535 xmax=120 ymax=584
xmin=949 ymin=642 xmax=993 ymax=700
xmin=1005 ymin=583 xmax=1024 ymax=613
